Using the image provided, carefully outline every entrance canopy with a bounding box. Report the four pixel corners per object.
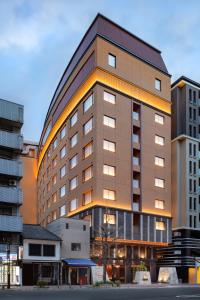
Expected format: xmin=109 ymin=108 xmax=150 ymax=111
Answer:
xmin=63 ymin=258 xmax=96 ymax=267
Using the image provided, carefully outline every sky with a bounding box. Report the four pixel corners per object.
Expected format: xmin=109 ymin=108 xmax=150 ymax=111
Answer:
xmin=0 ymin=0 xmax=200 ymax=142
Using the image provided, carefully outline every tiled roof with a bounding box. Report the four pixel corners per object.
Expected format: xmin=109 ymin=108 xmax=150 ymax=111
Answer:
xmin=23 ymin=224 xmax=61 ymax=241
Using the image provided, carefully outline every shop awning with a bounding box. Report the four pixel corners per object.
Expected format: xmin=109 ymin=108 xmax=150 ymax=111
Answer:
xmin=63 ymin=258 xmax=96 ymax=267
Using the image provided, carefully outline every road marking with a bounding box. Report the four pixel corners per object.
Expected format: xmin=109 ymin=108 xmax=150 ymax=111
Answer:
xmin=176 ymin=295 xmax=200 ymax=298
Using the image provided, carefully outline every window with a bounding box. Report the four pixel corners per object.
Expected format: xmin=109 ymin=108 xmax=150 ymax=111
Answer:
xmin=29 ymin=244 xmax=41 ymax=256
xmin=53 ymin=138 xmax=58 ymax=150
xmin=155 ymin=114 xmax=164 ymax=125
xmin=52 ymin=192 xmax=57 ymax=203
xmin=104 ymin=91 xmax=116 ymax=104
xmin=155 ymin=178 xmax=165 ymax=188
xmin=70 ymin=133 xmax=78 ymax=147
xmin=60 ymin=146 xmax=66 ymax=158
xmin=70 ymin=112 xmax=78 ymax=127
xmin=103 ymin=189 xmax=116 ymax=200
xmin=43 ymin=245 xmax=55 ymax=257
xmin=83 ymin=94 xmax=93 ymax=113
xmin=155 ymin=135 xmax=164 ymax=146
xmin=60 ymin=165 xmax=66 ymax=178
xmin=155 ymin=221 xmax=165 ymax=230
xmin=83 ymin=118 xmax=93 ymax=135
xmin=66 ymin=223 xmax=69 ymax=229
xmin=83 ymin=225 xmax=86 ymax=231
xmin=103 ymin=214 xmax=116 ymax=224
xmin=52 ymin=156 xmax=57 ymax=168
xmin=83 ymin=142 xmax=93 ymax=159
xmin=60 ymin=185 xmax=66 ymax=197
xmin=155 ymin=78 xmax=161 ymax=91
xmin=70 ymin=176 xmax=78 ymax=190
xmin=70 ymin=154 xmax=78 ymax=169
xmin=103 ymin=164 xmax=116 ymax=176
xmin=108 ymin=53 xmax=116 ymax=68
xmin=52 ymin=175 xmax=57 ymax=185
xmin=103 ymin=115 xmax=116 ymax=128
xmin=71 ymin=243 xmax=81 ymax=251
xmin=155 ymin=199 xmax=164 ymax=209
xmin=60 ymin=126 xmax=66 ymax=139
xmin=103 ymin=140 xmax=116 ymax=152
xmin=60 ymin=205 xmax=66 ymax=217
xmin=83 ymin=190 xmax=92 ymax=205
xmin=155 ymin=156 xmax=165 ymax=167
xmin=83 ymin=166 xmax=92 ymax=182
xmin=70 ymin=199 xmax=77 ymax=211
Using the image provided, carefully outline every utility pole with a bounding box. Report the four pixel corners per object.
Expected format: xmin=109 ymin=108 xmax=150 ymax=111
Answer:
xmin=7 ymin=243 xmax=10 ymax=289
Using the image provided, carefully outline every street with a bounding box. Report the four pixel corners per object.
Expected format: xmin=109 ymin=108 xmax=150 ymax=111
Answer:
xmin=1 ymin=286 xmax=200 ymax=300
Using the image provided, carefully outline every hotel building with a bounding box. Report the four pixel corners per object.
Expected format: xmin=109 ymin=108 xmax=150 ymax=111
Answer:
xmin=37 ymin=14 xmax=172 ymax=282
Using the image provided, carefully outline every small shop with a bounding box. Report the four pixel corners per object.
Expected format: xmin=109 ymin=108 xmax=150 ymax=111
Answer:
xmin=62 ymin=258 xmax=96 ymax=285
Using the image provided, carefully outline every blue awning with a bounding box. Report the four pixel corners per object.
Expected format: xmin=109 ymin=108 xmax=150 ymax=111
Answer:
xmin=63 ymin=258 xmax=96 ymax=267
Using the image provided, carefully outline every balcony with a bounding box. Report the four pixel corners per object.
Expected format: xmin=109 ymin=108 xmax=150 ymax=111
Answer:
xmin=0 ymin=131 xmax=23 ymax=151
xmin=0 ymin=186 xmax=23 ymax=205
xmin=0 ymin=99 xmax=23 ymax=128
xmin=0 ymin=158 xmax=23 ymax=178
xmin=133 ymin=180 xmax=140 ymax=195
xmin=0 ymin=215 xmax=23 ymax=232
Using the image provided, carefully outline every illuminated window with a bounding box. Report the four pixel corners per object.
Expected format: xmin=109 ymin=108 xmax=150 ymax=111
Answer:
xmin=103 ymin=140 xmax=116 ymax=152
xmin=83 ymin=190 xmax=92 ymax=205
xmin=83 ymin=94 xmax=93 ymax=113
xmin=60 ymin=126 xmax=66 ymax=139
xmin=103 ymin=214 xmax=116 ymax=224
xmin=70 ymin=176 xmax=78 ymax=190
xmin=60 ymin=146 xmax=66 ymax=158
xmin=60 ymin=165 xmax=66 ymax=178
xmin=83 ymin=142 xmax=93 ymax=159
xmin=155 ymin=199 xmax=164 ymax=209
xmin=52 ymin=175 xmax=57 ymax=185
xmin=104 ymin=91 xmax=116 ymax=104
xmin=60 ymin=185 xmax=66 ymax=197
xmin=83 ymin=166 xmax=92 ymax=182
xmin=70 ymin=112 xmax=78 ymax=127
xmin=70 ymin=133 xmax=78 ymax=148
xmin=155 ymin=114 xmax=164 ymax=125
xmin=155 ymin=156 xmax=165 ymax=167
xmin=103 ymin=164 xmax=116 ymax=176
xmin=155 ymin=178 xmax=165 ymax=188
xmin=53 ymin=138 xmax=58 ymax=150
xmin=70 ymin=199 xmax=77 ymax=211
xmin=60 ymin=205 xmax=66 ymax=217
xmin=155 ymin=221 xmax=165 ymax=230
xmin=108 ymin=53 xmax=116 ymax=68
xmin=103 ymin=189 xmax=116 ymax=200
xmin=83 ymin=118 xmax=93 ymax=135
xmin=103 ymin=115 xmax=116 ymax=128
xmin=70 ymin=154 xmax=78 ymax=169
xmin=155 ymin=135 xmax=164 ymax=146
xmin=155 ymin=78 xmax=161 ymax=91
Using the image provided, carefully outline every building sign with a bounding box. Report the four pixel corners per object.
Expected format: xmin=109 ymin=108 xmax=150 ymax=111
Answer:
xmin=91 ymin=266 xmax=109 ymax=283
xmin=0 ymin=253 xmax=17 ymax=262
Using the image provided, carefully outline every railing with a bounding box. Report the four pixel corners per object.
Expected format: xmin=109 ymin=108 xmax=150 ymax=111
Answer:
xmin=0 ymin=215 xmax=23 ymax=232
xmin=133 ymin=157 xmax=139 ymax=165
xmin=132 ymin=111 xmax=140 ymax=121
xmin=0 ymin=158 xmax=23 ymax=177
xmin=132 ymin=134 xmax=139 ymax=143
xmin=0 ymin=131 xmax=23 ymax=150
xmin=0 ymin=186 xmax=23 ymax=205
xmin=133 ymin=180 xmax=139 ymax=189
xmin=0 ymin=99 xmax=23 ymax=124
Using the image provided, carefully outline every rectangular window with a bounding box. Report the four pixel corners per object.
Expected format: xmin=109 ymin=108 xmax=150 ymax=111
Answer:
xmin=70 ymin=154 xmax=78 ymax=169
xmin=60 ymin=185 xmax=66 ymax=197
xmin=83 ymin=94 xmax=93 ymax=113
xmin=70 ymin=112 xmax=78 ymax=127
xmin=155 ymin=78 xmax=161 ymax=91
xmin=103 ymin=189 xmax=116 ymax=200
xmin=43 ymin=245 xmax=55 ymax=257
xmin=52 ymin=156 xmax=57 ymax=168
xmin=155 ymin=199 xmax=164 ymax=209
xmin=29 ymin=244 xmax=42 ymax=256
xmin=155 ymin=221 xmax=165 ymax=230
xmin=83 ymin=142 xmax=93 ymax=159
xmin=70 ymin=199 xmax=77 ymax=211
xmin=155 ymin=156 xmax=165 ymax=167
xmin=60 ymin=165 xmax=66 ymax=178
xmin=83 ymin=118 xmax=93 ymax=135
xmin=103 ymin=140 xmax=116 ymax=152
xmin=60 ymin=146 xmax=66 ymax=158
xmin=70 ymin=133 xmax=78 ymax=148
xmin=83 ymin=190 xmax=92 ymax=205
xmin=155 ymin=114 xmax=164 ymax=125
xmin=83 ymin=166 xmax=92 ymax=182
xmin=108 ymin=53 xmax=116 ymax=68
xmin=103 ymin=214 xmax=116 ymax=225
xmin=83 ymin=225 xmax=86 ymax=231
xmin=155 ymin=135 xmax=165 ymax=146
xmin=103 ymin=91 xmax=116 ymax=104
xmin=60 ymin=205 xmax=66 ymax=217
xmin=60 ymin=126 xmax=66 ymax=139
xmin=155 ymin=178 xmax=165 ymax=188
xmin=53 ymin=138 xmax=58 ymax=150
xmin=103 ymin=164 xmax=116 ymax=176
xmin=70 ymin=176 xmax=78 ymax=190
xmin=103 ymin=115 xmax=116 ymax=128
xmin=71 ymin=243 xmax=81 ymax=251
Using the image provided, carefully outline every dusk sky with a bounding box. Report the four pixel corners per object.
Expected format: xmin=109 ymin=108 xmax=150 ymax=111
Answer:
xmin=0 ymin=0 xmax=200 ymax=142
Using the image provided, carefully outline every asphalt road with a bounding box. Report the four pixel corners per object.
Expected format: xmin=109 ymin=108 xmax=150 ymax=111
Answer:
xmin=1 ymin=287 xmax=200 ymax=300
